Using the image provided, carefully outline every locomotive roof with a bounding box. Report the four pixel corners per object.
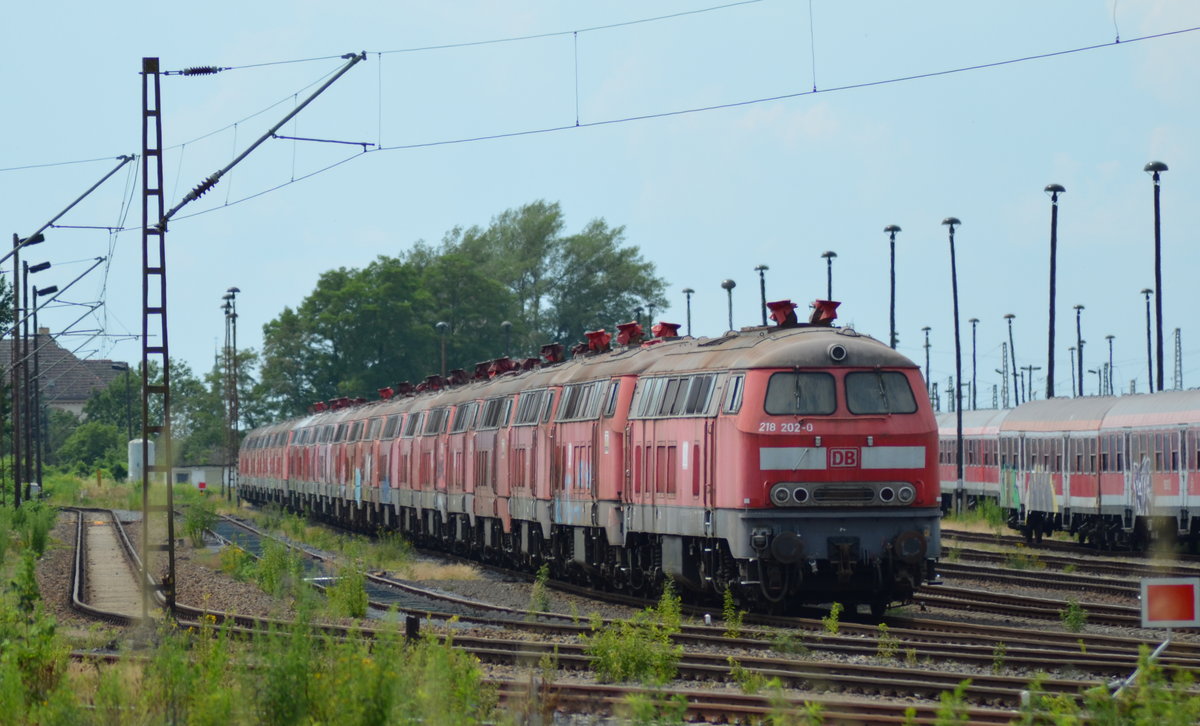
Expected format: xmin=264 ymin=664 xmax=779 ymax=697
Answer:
xmin=269 ymin=324 xmax=919 ymax=431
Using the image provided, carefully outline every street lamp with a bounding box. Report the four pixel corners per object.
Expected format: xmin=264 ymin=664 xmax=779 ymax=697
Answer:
xmin=436 ymin=321 xmax=449 ymax=378
xmin=31 ymin=285 xmax=56 ymax=495
xmin=500 ymin=320 xmax=512 ymax=358
xmin=1105 ymin=335 xmax=1115 ymax=396
xmin=22 ymin=259 xmax=51 ymax=500
xmin=1045 ymin=184 xmax=1065 ymax=399
xmin=942 ymin=216 xmax=964 ymax=515
xmin=754 ymin=265 xmax=769 ymax=326
xmin=968 ymin=317 xmax=979 ymax=410
xmin=884 ymin=225 xmax=901 ymax=349
xmin=921 ymin=326 xmax=932 ymax=396
xmin=1145 ymin=160 xmax=1168 ymax=391
xmin=820 ymin=251 xmax=837 ymax=300
xmin=1004 ymin=313 xmax=1019 ymax=406
xmin=1140 ymin=288 xmax=1153 ymax=392
xmin=681 ymin=288 xmax=695 ymax=336
xmin=720 ymin=279 xmax=736 ymax=331
xmin=1074 ymin=304 xmax=1085 ymax=399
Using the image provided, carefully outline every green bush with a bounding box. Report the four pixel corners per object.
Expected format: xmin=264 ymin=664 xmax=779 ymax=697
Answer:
xmin=184 ymin=499 xmax=218 ymax=548
xmin=584 ymin=584 xmax=683 ymax=685
xmin=326 ymin=561 xmax=369 ymax=619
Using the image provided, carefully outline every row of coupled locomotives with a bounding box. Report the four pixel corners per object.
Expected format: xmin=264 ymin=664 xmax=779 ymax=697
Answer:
xmin=239 ymin=300 xmax=943 ymax=614
xmin=937 ymin=390 xmax=1200 ymax=551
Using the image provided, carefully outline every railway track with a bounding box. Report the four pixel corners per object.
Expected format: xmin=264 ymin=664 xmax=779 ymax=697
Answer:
xmin=68 ymin=508 xmax=156 ymax=625
xmin=943 ymin=528 xmax=1200 ymax=564
xmin=222 ymin=506 xmax=1200 ymax=676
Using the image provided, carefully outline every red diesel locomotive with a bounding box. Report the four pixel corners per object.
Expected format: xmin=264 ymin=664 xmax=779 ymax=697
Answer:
xmin=239 ymin=300 xmax=941 ymax=612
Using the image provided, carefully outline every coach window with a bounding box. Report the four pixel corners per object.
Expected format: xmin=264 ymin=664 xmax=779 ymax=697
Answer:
xmin=764 ymin=372 xmax=836 ymax=415
xmin=845 ymin=371 xmax=917 ymax=414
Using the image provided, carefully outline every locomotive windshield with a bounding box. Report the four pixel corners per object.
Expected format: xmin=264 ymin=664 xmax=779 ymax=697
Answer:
xmin=845 ymin=371 xmax=918 ymax=414
xmin=764 ymin=372 xmax=836 ymax=415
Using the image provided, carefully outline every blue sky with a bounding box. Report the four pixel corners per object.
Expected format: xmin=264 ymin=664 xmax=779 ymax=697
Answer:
xmin=2 ymin=1 xmax=1197 ymax=406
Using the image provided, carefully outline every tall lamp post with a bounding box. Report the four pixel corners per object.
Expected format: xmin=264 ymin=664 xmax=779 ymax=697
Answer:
xmin=22 ymin=259 xmax=51 ymax=499
xmin=1145 ymin=161 xmax=1168 ymax=391
xmin=1004 ymin=314 xmax=1019 ymax=406
xmin=1074 ymin=304 xmax=1085 ymax=398
xmin=1140 ymin=288 xmax=1153 ymax=392
xmin=681 ymin=288 xmax=694 ymax=336
xmin=1045 ymin=184 xmax=1065 ymax=399
xmin=820 ymin=251 xmax=837 ymax=300
xmin=720 ymin=279 xmax=736 ymax=331
xmin=921 ymin=326 xmax=932 ymax=397
xmin=885 ymin=225 xmax=901 ymax=349
xmin=754 ymin=265 xmax=769 ymax=326
xmin=436 ymin=321 xmax=449 ymax=378
xmin=943 ymin=217 xmax=964 ymax=515
xmin=30 ymin=284 xmax=56 ymax=493
xmin=968 ymin=318 xmax=979 ymax=410
xmin=222 ymin=286 xmax=240 ymax=501
xmin=500 ymin=321 xmax=512 ymax=358
xmin=1105 ymin=335 xmax=1115 ymax=396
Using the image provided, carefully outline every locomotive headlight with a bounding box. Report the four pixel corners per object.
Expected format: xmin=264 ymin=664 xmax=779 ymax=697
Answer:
xmin=791 ymin=486 xmax=809 ymax=504
xmin=770 ymin=485 xmax=792 ymax=506
xmin=879 ymin=486 xmax=895 ymax=503
xmin=897 ymin=485 xmax=915 ymax=504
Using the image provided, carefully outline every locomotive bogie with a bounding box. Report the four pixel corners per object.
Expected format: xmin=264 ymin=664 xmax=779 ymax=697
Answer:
xmin=240 ymin=323 xmax=942 ymax=610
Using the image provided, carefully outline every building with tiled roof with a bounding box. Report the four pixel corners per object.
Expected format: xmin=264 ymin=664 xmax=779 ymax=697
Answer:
xmin=1 ymin=328 xmax=126 ymax=417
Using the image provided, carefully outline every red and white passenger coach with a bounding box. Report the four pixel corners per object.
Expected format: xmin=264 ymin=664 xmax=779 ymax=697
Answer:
xmin=240 ymin=300 xmax=942 ymax=612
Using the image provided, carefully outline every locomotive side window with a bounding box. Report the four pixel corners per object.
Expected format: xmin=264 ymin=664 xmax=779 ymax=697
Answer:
xmin=402 ymin=412 xmax=422 ymax=437
xmin=478 ymin=396 xmax=512 ymax=429
xmin=723 ymin=374 xmax=745 ymax=413
xmin=367 ymin=418 xmax=382 ymax=440
xmin=764 ymin=372 xmax=836 ymax=415
xmin=844 ymin=371 xmax=917 ymax=414
xmin=604 ymin=381 xmax=619 ymax=417
xmin=451 ymin=402 xmax=478 ymax=433
xmin=543 ymin=390 xmax=557 ymax=422
xmin=423 ymin=407 xmax=449 ymax=435
xmin=382 ymin=415 xmax=400 ymax=439
xmin=514 ymin=390 xmax=547 ymax=425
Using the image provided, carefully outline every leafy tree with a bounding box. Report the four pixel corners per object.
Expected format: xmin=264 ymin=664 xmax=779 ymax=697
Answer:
xmin=56 ymin=421 xmax=124 ymax=477
xmin=255 ymin=201 xmax=667 ymax=418
xmin=44 ymin=409 xmax=81 ymax=466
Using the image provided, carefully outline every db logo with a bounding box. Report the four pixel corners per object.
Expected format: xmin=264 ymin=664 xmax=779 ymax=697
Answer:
xmin=829 ymin=448 xmax=859 ymax=468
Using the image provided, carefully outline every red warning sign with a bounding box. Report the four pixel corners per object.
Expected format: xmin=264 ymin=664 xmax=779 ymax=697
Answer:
xmin=1140 ymin=578 xmax=1200 ymax=628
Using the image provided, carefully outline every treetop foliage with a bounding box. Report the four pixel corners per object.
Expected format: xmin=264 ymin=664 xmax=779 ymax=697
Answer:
xmin=255 ymin=201 xmax=666 ymax=417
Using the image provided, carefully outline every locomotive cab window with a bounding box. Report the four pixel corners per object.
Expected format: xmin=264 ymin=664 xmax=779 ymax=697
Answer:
xmin=451 ymin=402 xmax=477 ymax=433
xmin=844 ymin=371 xmax=917 ymax=414
xmin=764 ymin=372 xmax=836 ymax=415
xmin=723 ymin=374 xmax=745 ymax=414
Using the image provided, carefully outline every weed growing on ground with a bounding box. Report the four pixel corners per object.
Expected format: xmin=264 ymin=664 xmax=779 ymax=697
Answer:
xmin=326 ymin=560 xmax=369 ymax=618
xmin=621 ymin=689 xmax=688 ymax=725
xmin=821 ymin=602 xmax=843 ymax=635
xmin=1062 ymin=563 xmax=1077 ymax=574
xmin=529 ymin=563 xmax=551 ymax=614
xmin=722 ymin=586 xmax=746 ymax=639
xmin=255 ymin=538 xmax=305 ymax=598
xmin=373 ymin=528 xmax=414 ymax=573
xmin=935 ymin=679 xmax=972 ymax=724
xmin=992 ymin=641 xmax=1007 ymax=673
xmin=183 ymin=499 xmax=218 ymax=547
xmin=584 ymin=583 xmax=683 ymax=685
xmin=876 ymin=623 xmax=899 ymax=659
xmin=219 ymin=544 xmax=256 ymax=581
xmin=1059 ymin=598 xmax=1088 ymax=632
xmin=905 ymin=648 xmax=918 ymax=667
xmin=770 ymin=632 xmax=809 ymax=657
xmin=1005 ymin=549 xmax=1045 ymax=570
xmin=728 ymin=656 xmax=767 ymax=694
